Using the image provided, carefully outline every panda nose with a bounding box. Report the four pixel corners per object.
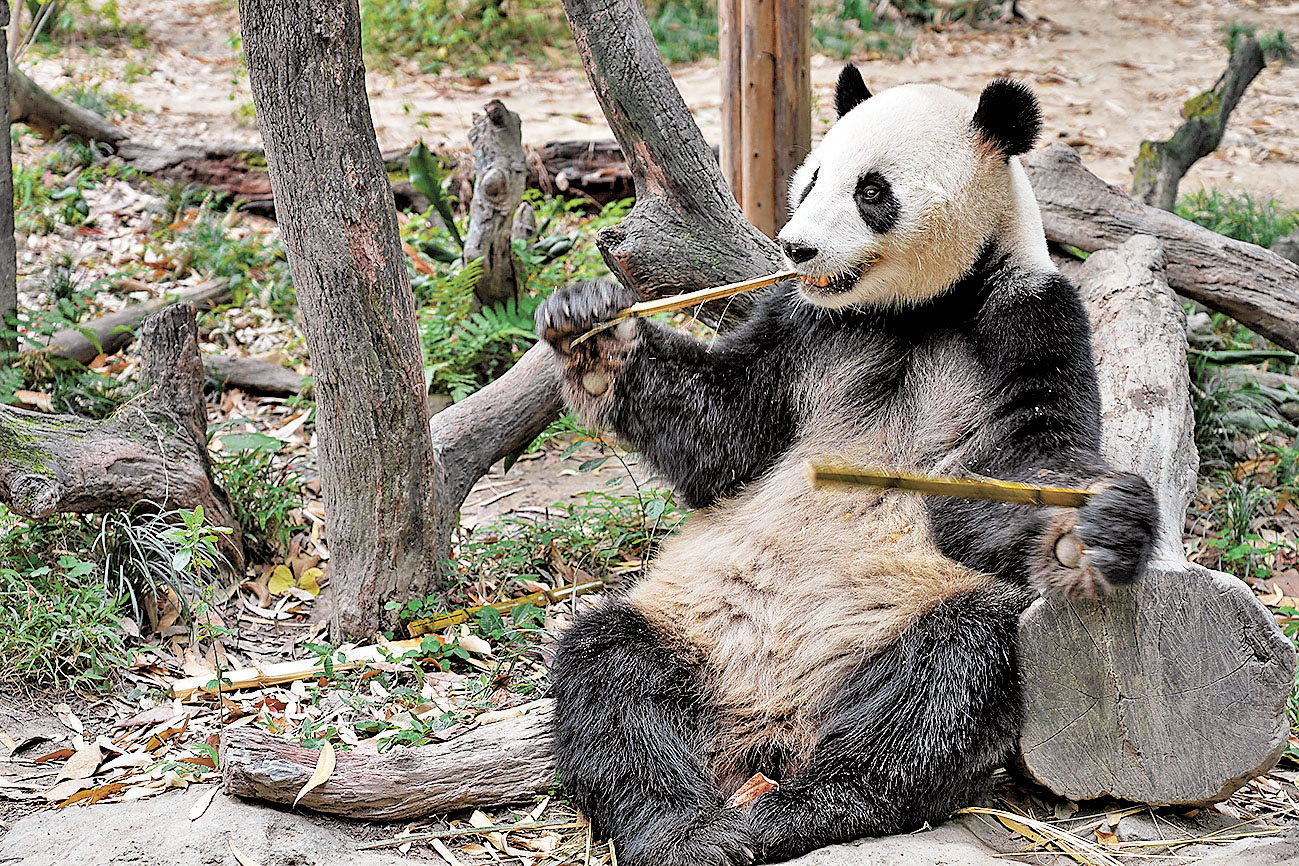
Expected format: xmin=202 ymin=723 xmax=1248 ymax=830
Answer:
xmin=781 ymin=241 xmax=818 ymax=264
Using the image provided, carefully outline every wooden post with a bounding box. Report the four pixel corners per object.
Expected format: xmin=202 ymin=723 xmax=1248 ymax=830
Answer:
xmin=723 ymin=0 xmax=809 ymax=237
xmin=0 ymin=0 xmax=14 ymax=357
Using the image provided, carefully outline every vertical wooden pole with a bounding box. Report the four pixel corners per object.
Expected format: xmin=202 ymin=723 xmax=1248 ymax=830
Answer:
xmin=739 ymin=0 xmax=776 ymax=237
xmin=773 ymin=0 xmax=810 ymax=228
xmin=723 ymin=0 xmax=809 ymax=238
xmin=718 ymin=0 xmax=742 ymax=206
xmin=0 ymin=0 xmax=15 ymax=357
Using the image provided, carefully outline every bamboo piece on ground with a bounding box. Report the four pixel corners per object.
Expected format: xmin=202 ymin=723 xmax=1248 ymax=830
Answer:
xmin=170 ymin=636 xmax=426 ymax=699
xmin=571 ymin=269 xmax=796 ymax=346
xmin=806 ymin=463 xmax=1093 ymax=508
xmin=407 ymin=578 xmax=606 ymax=636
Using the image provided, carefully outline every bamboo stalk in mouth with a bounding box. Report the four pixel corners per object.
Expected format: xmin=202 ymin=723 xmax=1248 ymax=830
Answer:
xmin=570 ymin=269 xmax=797 ymax=346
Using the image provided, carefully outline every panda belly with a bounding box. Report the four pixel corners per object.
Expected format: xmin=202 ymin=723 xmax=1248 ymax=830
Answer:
xmin=626 ymin=437 xmax=990 ymax=787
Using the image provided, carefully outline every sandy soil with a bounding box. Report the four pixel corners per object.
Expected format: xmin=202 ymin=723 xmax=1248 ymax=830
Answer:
xmin=25 ymin=0 xmax=1299 ymax=205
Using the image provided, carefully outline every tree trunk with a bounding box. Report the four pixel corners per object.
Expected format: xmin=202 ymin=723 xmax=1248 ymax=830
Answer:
xmin=463 ymin=99 xmax=526 ymax=309
xmin=1017 ymin=235 xmax=1295 ymax=804
xmin=0 ymin=3 xmax=14 ymax=357
xmin=239 ymin=0 xmax=439 ymax=639
xmin=0 ymin=304 xmax=244 ymax=565
xmin=1024 ymin=143 xmax=1299 ymax=354
xmin=1131 ymin=38 xmax=1265 ymax=212
xmin=560 ymin=0 xmax=783 ymax=323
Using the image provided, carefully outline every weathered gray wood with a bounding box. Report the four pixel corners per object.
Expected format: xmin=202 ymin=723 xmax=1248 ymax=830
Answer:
xmin=222 ymin=703 xmax=557 ymax=819
xmin=22 ymin=279 xmax=231 ymax=364
xmin=1017 ymin=235 xmax=1296 ymax=804
xmin=464 ymin=99 xmax=526 ymax=308
xmin=560 ymin=0 xmax=783 ymax=325
xmin=203 ymin=354 xmax=306 ymax=396
xmin=1023 ymin=143 xmax=1299 ymax=354
xmin=1131 ymin=38 xmax=1265 ymax=212
xmin=0 ymin=304 xmax=244 ymax=563
xmin=240 ymin=0 xmax=441 ymax=639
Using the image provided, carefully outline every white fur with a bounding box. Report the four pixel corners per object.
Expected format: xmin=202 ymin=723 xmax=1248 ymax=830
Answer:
xmin=778 ymin=83 xmax=1053 ymax=309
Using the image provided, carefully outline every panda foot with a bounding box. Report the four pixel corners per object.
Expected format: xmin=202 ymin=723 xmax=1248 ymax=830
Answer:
xmin=620 ymin=808 xmax=754 ymax=866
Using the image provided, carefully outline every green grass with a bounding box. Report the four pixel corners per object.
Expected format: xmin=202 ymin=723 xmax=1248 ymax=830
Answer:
xmin=210 ymin=431 xmax=305 ymax=560
xmin=1176 ymin=189 xmax=1299 ymax=250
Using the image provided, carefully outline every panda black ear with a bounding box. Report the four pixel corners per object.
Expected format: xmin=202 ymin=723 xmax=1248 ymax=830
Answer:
xmin=971 ymin=79 xmax=1041 ymax=159
xmin=834 ymin=64 xmax=872 ymax=118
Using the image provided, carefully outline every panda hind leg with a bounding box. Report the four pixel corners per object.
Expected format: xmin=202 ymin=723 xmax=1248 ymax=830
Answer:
xmin=551 ymin=599 xmax=752 ymax=866
xmin=749 ymin=581 xmax=1033 ymax=861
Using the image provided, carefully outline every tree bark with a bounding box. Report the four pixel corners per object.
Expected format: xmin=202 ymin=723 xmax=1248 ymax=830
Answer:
xmin=0 ymin=304 xmax=244 ymax=563
xmin=239 ymin=0 xmax=439 ymax=639
xmin=222 ymin=703 xmax=556 ymax=818
xmin=8 ymin=62 xmax=127 ymax=146
xmin=1024 ymin=143 xmax=1299 ymax=354
xmin=463 ymin=99 xmax=526 ymax=308
xmin=1017 ymin=235 xmax=1295 ymax=804
xmin=559 ymin=0 xmax=783 ymax=324
xmin=0 ymin=3 xmax=14 ymax=357
xmin=1131 ymin=38 xmax=1265 ymax=211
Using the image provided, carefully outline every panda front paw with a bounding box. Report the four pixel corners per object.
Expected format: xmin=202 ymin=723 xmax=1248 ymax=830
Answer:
xmin=1033 ymin=472 xmax=1158 ymax=597
xmin=535 ymin=281 xmax=640 ymax=402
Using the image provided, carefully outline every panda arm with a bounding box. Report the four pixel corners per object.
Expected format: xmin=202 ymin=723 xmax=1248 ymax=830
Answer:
xmin=602 ymin=304 xmax=800 ymax=509
xmin=928 ymin=272 xmax=1158 ymax=592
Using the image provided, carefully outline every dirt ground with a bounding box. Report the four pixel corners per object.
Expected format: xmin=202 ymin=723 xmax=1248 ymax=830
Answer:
xmin=24 ymin=0 xmax=1299 ymax=205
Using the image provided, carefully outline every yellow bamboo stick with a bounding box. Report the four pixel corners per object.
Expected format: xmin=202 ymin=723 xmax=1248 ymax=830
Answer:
xmin=807 ymin=462 xmax=1093 ymax=508
xmin=406 ymin=579 xmax=607 ymax=637
xmin=570 ymin=270 xmax=797 ymax=346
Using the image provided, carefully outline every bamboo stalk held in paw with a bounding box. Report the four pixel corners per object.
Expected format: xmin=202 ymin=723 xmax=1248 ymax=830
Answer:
xmin=806 ymin=463 xmax=1093 ymax=508
xmin=571 ymin=269 xmax=797 ymax=346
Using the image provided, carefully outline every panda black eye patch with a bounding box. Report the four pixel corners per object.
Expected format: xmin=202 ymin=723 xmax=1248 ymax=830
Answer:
xmin=797 ymin=166 xmax=819 ymax=207
xmin=854 ymin=171 xmax=900 ymax=234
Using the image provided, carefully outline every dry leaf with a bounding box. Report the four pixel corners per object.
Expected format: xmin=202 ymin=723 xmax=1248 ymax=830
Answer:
xmin=60 ymin=781 xmax=127 ymax=808
xmin=470 ymin=809 xmax=507 ymax=852
xmin=431 ymin=838 xmax=464 ymax=866
xmin=57 ymin=743 xmax=103 ymax=782
xmin=13 ymin=390 xmax=53 ymax=412
xmin=727 ymin=772 xmax=777 ymax=809
xmin=229 ymin=839 xmax=263 ymax=866
xmin=189 ymin=785 xmax=219 ymax=820
xmin=299 ymin=567 xmax=323 ymax=596
xmin=293 ymin=741 xmax=335 ymax=808
xmin=1095 ymin=825 xmax=1119 ymax=846
xmin=267 ymin=565 xmax=295 ymax=596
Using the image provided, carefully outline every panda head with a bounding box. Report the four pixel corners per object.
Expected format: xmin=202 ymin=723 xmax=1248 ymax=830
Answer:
xmin=778 ymin=68 xmax=1050 ymax=309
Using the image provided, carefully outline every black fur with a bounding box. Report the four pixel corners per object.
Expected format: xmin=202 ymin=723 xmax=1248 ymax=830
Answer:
xmin=750 ymin=581 xmax=1034 ymax=860
xmin=795 ymin=166 xmax=818 ymax=208
xmin=970 ymin=79 xmax=1042 ymax=158
xmin=537 ymin=244 xmax=1158 ymax=861
xmin=853 ymin=171 xmax=901 ymax=234
xmin=834 ymin=64 xmax=872 ymax=118
xmin=550 ymin=601 xmax=754 ymax=865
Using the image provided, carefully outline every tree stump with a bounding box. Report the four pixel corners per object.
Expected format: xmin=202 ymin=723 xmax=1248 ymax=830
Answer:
xmin=464 ymin=99 xmax=526 ymax=308
xmin=1017 ymin=235 xmax=1295 ymax=803
xmin=0 ymin=303 xmax=244 ymax=564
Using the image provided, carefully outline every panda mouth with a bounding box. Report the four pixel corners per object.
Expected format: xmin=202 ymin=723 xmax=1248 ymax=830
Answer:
xmin=797 ymin=262 xmax=870 ymax=295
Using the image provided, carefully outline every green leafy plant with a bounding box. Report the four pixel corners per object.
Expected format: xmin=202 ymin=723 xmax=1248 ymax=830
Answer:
xmin=1176 ymin=188 xmax=1299 ymax=250
xmin=212 ymin=431 xmax=305 ymax=559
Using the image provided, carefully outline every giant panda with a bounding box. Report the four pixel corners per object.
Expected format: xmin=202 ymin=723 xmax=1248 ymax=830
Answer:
xmin=534 ymin=68 xmax=1159 ymax=866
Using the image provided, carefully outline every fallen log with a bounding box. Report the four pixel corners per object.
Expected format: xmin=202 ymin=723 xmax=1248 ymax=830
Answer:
xmin=23 ymin=279 xmax=231 ymax=365
xmin=1016 ymin=235 xmax=1295 ymax=804
xmin=9 ymin=62 xmax=127 ymax=146
xmin=0 ymin=303 xmax=244 ymax=564
xmin=203 ymin=354 xmax=305 ymax=396
xmin=1024 ymin=143 xmax=1299 ymax=354
xmin=222 ymin=702 xmax=557 ymax=818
